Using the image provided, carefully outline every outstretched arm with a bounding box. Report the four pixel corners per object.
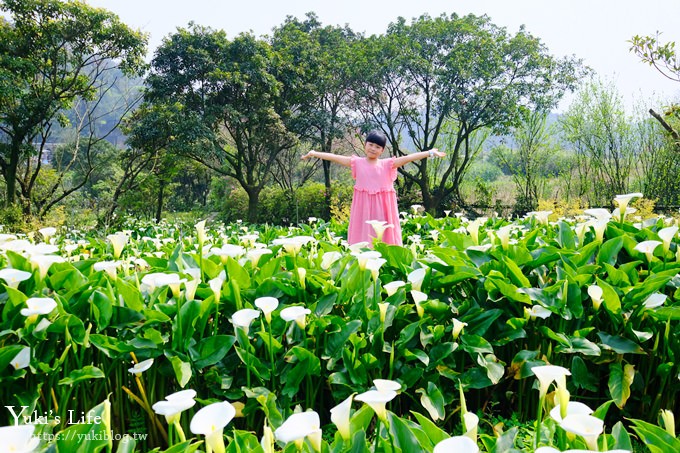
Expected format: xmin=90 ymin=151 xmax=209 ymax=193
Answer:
xmin=301 ymin=150 xmax=352 ymax=167
xmin=393 ymin=148 xmax=446 ymax=168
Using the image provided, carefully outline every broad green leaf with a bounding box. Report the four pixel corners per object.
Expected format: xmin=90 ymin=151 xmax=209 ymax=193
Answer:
xmin=597 ymin=332 xmax=644 ymax=354
xmin=611 ymin=421 xmax=633 ymax=451
xmin=388 ymin=411 xmax=423 ymax=452
xmin=608 ymin=362 xmax=634 ymax=409
xmin=597 ymin=236 xmax=624 ymax=266
xmin=415 ymin=381 xmax=445 ymax=421
xmin=411 ymin=411 xmax=449 ymax=445
xmin=58 ymin=365 xmax=105 ymax=385
xmin=191 ymin=335 xmax=235 ymax=368
xmin=168 ymin=355 xmax=192 ymax=388
xmin=595 ymin=277 xmax=621 ymax=314
xmin=629 ymin=418 xmax=680 ymax=453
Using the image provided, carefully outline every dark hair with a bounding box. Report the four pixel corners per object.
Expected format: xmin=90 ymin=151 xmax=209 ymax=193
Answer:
xmin=365 ymin=130 xmax=387 ymax=148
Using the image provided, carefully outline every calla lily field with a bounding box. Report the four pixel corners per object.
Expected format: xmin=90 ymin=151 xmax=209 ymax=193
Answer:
xmin=0 ymin=200 xmax=679 ymax=452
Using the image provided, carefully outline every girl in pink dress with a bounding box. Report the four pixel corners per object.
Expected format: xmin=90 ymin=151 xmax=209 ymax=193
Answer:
xmin=302 ymin=130 xmax=445 ymax=246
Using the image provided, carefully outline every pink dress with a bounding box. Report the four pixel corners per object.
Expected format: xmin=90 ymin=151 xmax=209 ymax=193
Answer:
xmin=348 ymin=155 xmax=403 ymax=246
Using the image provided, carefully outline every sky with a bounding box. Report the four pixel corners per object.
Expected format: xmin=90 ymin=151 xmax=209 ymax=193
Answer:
xmin=81 ymin=1 xmax=680 ymax=113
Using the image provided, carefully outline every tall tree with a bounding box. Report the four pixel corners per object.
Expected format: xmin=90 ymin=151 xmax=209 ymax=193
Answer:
xmin=560 ymin=79 xmax=637 ymax=205
xmin=270 ymin=14 xmax=359 ymax=218
xmin=0 ymin=0 xmax=146 ymax=211
xmin=354 ymin=13 xmax=584 ymax=213
xmin=143 ymin=24 xmax=296 ymax=222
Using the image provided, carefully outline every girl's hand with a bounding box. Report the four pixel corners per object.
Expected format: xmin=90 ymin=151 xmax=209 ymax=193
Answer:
xmin=301 ymin=150 xmax=317 ymax=160
xmin=428 ymin=148 xmax=446 ymax=158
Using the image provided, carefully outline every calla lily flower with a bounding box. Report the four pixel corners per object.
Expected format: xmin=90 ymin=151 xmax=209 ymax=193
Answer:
xmin=452 ymin=318 xmax=467 ymax=340
xmin=463 ymin=412 xmax=479 ymax=442
xmin=588 ymin=285 xmax=603 ymax=310
xmin=107 ymin=232 xmax=129 ymax=259
xmin=355 ymin=251 xmax=382 ymax=270
xmin=574 ymin=222 xmax=589 ymax=245
xmin=407 ymin=267 xmax=427 ymax=291
xmin=378 ymin=302 xmax=389 ymax=323
xmin=373 ymin=379 xmax=401 ymax=392
xmin=209 ymin=276 xmax=224 ymax=302
xmin=549 ymin=401 xmax=594 ymax=423
xmin=184 ymin=279 xmax=200 ymax=301
xmin=30 ymin=255 xmax=65 ymax=280
xmin=39 ymin=227 xmax=57 ymax=242
xmin=141 ymin=273 xmax=182 ymax=294
xmin=94 ymin=260 xmax=122 ymax=279
xmin=644 ymin=293 xmax=667 ymax=309
xmin=20 ymin=297 xmax=57 ymax=317
xmin=383 ymin=280 xmax=405 ymax=297
xmin=261 ymin=423 xmax=275 ymax=453
xmin=0 ymin=424 xmax=39 ymax=453
xmin=320 ymin=251 xmax=342 ymax=270
xmin=153 ymin=390 xmax=197 ymax=427
xmin=128 ymin=358 xmax=154 ymax=376
xmin=560 ymin=413 xmax=604 ymax=451
xmin=366 ymin=220 xmax=393 ymax=242
xmin=531 ymin=365 xmax=571 ymax=414
xmin=660 ymin=409 xmax=675 ymax=437
xmin=529 ymin=305 xmax=552 ymax=319
xmin=355 ymin=389 xmax=396 ymax=423
xmin=211 ymin=244 xmax=246 ymax=263
xmin=0 ymin=268 xmax=32 ymax=288
xmin=330 ymin=394 xmax=354 ymax=441
xmin=246 ymin=248 xmax=272 ymax=267
xmin=195 ymin=220 xmax=207 ymax=246
xmin=239 ymin=233 xmax=259 ymax=247
xmin=658 ymin=226 xmax=678 ymax=254
xmin=588 ymin=219 xmax=609 ymax=242
xmin=433 ymin=436 xmax=479 ymax=453
xmin=634 ymin=240 xmax=662 ymax=263
xmin=11 ymin=346 xmax=30 ymax=370
xmin=29 ymin=243 xmax=59 ymax=255
xmin=410 ymin=290 xmax=427 ymax=318
xmin=230 ymin=308 xmax=260 ymax=334
xmin=280 ymin=306 xmax=311 ymax=329
xmin=583 ymin=208 xmax=612 ymax=220
xmin=255 ymin=297 xmax=279 ymax=324
xmin=274 ymin=411 xmax=322 ymax=452
xmin=190 ymin=401 xmax=235 ymax=453
xmin=495 ymin=225 xmax=513 ymax=250
xmin=365 ymin=257 xmax=386 ymax=281
xmin=527 ymin=211 xmax=552 ymax=225
xmin=613 ymin=193 xmax=643 ymax=216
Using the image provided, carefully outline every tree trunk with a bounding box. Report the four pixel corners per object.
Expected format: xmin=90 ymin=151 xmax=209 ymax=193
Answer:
xmin=246 ymin=187 xmax=261 ymax=223
xmin=4 ymin=144 xmax=20 ymax=208
xmin=155 ymin=181 xmax=164 ymax=223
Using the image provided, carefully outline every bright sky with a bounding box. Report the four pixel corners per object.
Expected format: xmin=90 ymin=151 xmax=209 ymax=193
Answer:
xmin=82 ymin=1 xmax=680 ymax=113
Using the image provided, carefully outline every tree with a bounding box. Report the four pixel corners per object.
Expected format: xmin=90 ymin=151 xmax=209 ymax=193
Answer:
xmin=270 ymin=14 xmax=360 ymax=218
xmin=353 ymin=13 xmax=584 ymax=214
xmin=0 ymin=0 xmax=146 ymax=211
xmin=491 ymin=111 xmax=557 ymax=213
xmin=143 ymin=24 xmax=296 ymax=222
xmin=560 ymin=79 xmax=637 ymax=206
xmin=630 ymin=33 xmax=680 ymax=143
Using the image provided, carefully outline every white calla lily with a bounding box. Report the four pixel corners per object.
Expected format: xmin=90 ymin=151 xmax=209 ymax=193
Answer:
xmin=255 ymin=297 xmax=279 ymax=324
xmin=107 ymin=232 xmax=129 ymax=259
xmin=280 ymin=306 xmax=311 ymax=329
xmin=383 ymin=280 xmax=405 ymax=297
xmin=658 ymin=226 xmax=678 ymax=253
xmin=0 ymin=424 xmax=39 ymax=453
xmin=634 ymin=240 xmax=661 ymax=263
xmin=230 ymin=308 xmax=260 ymax=334
xmin=433 ymin=435 xmax=479 ymax=453
xmin=407 ymin=267 xmax=427 ymax=291
xmin=20 ymin=297 xmax=57 ymax=317
xmin=11 ymin=346 xmax=31 ymax=370
xmin=560 ymin=413 xmax=604 ymax=451
xmin=330 ymin=395 xmax=354 ymax=441
xmin=366 ymin=220 xmax=393 ymax=242
xmin=128 ymin=358 xmax=154 ymax=376
xmin=190 ymin=401 xmax=235 ymax=453
xmin=274 ymin=411 xmax=322 ymax=452
xmin=0 ymin=268 xmax=32 ymax=288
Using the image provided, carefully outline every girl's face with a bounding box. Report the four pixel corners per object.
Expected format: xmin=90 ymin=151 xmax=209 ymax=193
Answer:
xmin=365 ymin=141 xmax=385 ymax=160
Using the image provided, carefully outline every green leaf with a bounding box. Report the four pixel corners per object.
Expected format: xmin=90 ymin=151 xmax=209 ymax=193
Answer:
xmin=59 ymin=365 xmax=105 ymax=386
xmin=191 ymin=335 xmax=235 ymax=368
xmin=416 ymin=381 xmax=445 ymax=421
xmin=410 ymin=411 xmax=449 ymax=445
xmin=611 ymin=421 xmax=633 ymax=451
xmin=598 ymin=236 xmax=624 ymax=266
xmin=388 ymin=411 xmax=423 ymax=452
xmin=55 ymin=400 xmax=112 ymax=452
xmin=608 ymin=362 xmax=634 ymax=409
xmin=168 ymin=355 xmax=192 ymax=388
xmin=597 ymin=332 xmax=644 ymax=354
xmin=595 ymin=277 xmax=621 ymax=315
xmin=629 ymin=418 xmax=680 ymax=453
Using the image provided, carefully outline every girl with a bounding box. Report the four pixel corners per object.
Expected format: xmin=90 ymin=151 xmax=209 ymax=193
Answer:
xmin=302 ymin=130 xmax=445 ymax=246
